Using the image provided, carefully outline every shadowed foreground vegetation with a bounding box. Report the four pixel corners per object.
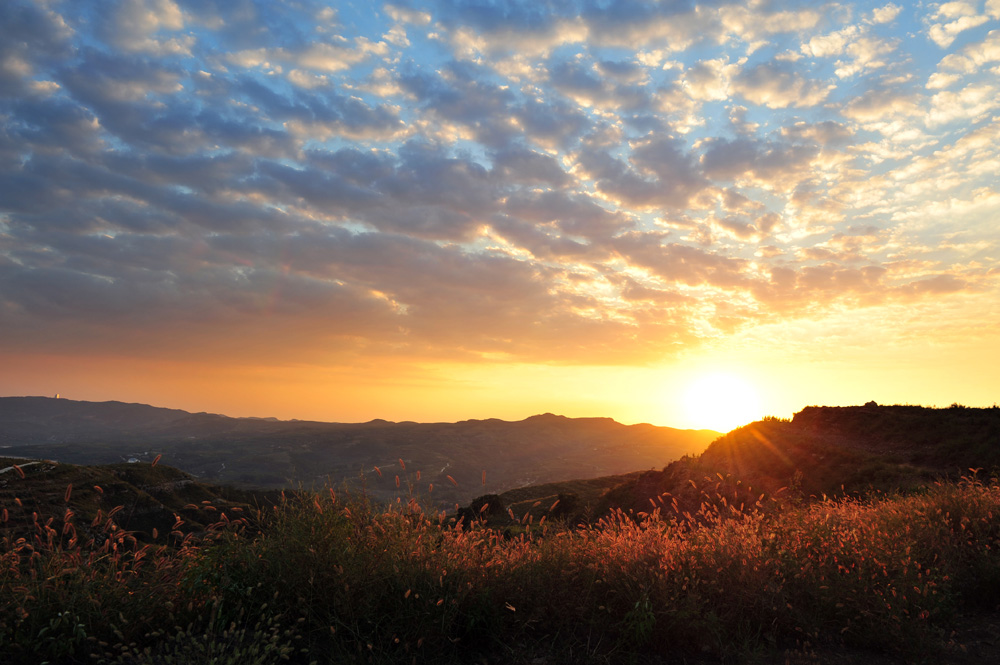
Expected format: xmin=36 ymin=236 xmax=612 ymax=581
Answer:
xmin=3 ymin=468 xmax=1000 ymax=664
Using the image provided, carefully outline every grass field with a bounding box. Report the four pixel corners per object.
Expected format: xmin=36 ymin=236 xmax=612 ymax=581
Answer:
xmin=2 ymin=466 xmax=999 ymax=664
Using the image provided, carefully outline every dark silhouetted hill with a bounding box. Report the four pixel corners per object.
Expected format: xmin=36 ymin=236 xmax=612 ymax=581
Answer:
xmin=596 ymin=404 xmax=1000 ymax=519
xmin=0 ymin=397 xmax=718 ymax=506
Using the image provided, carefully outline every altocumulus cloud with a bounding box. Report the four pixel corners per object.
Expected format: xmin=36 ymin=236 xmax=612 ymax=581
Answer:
xmin=0 ymin=0 xmax=998 ymax=366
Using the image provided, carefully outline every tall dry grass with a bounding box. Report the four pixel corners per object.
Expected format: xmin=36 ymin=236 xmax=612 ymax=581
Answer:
xmin=2 ymin=471 xmax=999 ymax=663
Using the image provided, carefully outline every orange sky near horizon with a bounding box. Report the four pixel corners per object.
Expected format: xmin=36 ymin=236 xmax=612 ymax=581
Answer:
xmin=4 ymin=306 xmax=997 ymax=432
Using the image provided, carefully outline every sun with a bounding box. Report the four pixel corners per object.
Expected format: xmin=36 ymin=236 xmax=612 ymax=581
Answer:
xmin=683 ymin=372 xmax=762 ymax=432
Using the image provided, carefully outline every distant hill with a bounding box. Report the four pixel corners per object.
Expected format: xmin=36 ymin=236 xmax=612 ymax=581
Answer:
xmin=0 ymin=397 xmax=291 ymax=443
xmin=0 ymin=397 xmax=719 ymax=506
xmin=594 ymin=404 xmax=1000 ymax=519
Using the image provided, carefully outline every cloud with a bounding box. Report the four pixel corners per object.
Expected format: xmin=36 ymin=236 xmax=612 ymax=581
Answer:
xmin=842 ymin=79 xmax=922 ymax=123
xmin=612 ymin=232 xmax=752 ymax=289
xmin=256 ymin=141 xmax=503 ymax=240
xmin=487 ymin=219 xmax=598 ymax=262
xmin=226 ymin=37 xmax=390 ymax=74
xmin=0 ymin=1 xmax=73 ymax=99
xmin=898 ymin=273 xmax=968 ymax=295
xmin=0 ymin=254 xmax=412 ymax=361
xmin=300 ymin=38 xmax=390 ymax=72
xmin=700 ymin=136 xmax=820 ymax=187
xmin=8 ymin=96 xmax=104 ymax=158
xmin=61 ymin=49 xmax=183 ymax=103
xmin=802 ymin=25 xmax=858 ymax=58
xmin=436 ymin=1 xmax=825 ymax=63
xmin=731 ymin=61 xmax=833 ymax=108
xmin=503 ymin=189 xmax=631 ymax=239
xmin=683 ymin=57 xmax=739 ymax=101
xmin=577 ymin=134 xmax=708 ymax=210
xmin=548 ymin=57 xmax=652 ymax=111
xmin=781 ymin=120 xmax=853 ymax=145
xmin=175 ymin=0 xmax=315 ymax=52
xmin=926 ymin=84 xmax=997 ymax=125
xmin=925 ymin=1 xmax=990 ymax=48
xmin=937 ymin=29 xmax=1000 ymax=73
xmin=1 ymin=0 xmax=998 ymax=375
xmin=286 ymin=69 xmax=328 ymax=89
xmin=398 ymin=61 xmax=589 ymax=148
xmin=712 ymin=213 xmax=767 ymax=240
xmin=750 ymin=263 xmax=889 ymax=311
xmin=98 ymin=0 xmax=191 ymax=56
xmin=869 ymin=4 xmax=903 ymax=24
xmin=491 ymin=146 xmax=569 ymax=186
xmin=716 ymin=3 xmax=824 ymax=39
xmin=801 ymin=22 xmax=898 ymax=78
xmin=836 ymin=35 xmax=899 ymax=77
xmin=511 ymin=95 xmax=590 ymax=150
xmin=580 ymin=1 xmax=708 ymax=51
xmin=385 ymin=4 xmax=432 ymax=26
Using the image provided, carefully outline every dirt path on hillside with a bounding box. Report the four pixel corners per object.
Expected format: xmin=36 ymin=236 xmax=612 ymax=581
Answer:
xmin=0 ymin=461 xmax=43 ymax=475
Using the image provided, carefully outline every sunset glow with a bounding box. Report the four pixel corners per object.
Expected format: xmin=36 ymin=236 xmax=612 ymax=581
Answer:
xmin=1 ymin=1 xmax=999 ymax=427
xmin=683 ymin=373 xmax=762 ymax=432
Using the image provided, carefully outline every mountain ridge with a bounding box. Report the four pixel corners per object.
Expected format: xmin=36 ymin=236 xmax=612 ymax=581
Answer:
xmin=0 ymin=396 xmax=711 ymax=439
xmin=0 ymin=396 xmax=719 ymax=506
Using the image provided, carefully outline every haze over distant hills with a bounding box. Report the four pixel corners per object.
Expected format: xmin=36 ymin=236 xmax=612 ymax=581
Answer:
xmin=0 ymin=397 xmax=719 ymax=506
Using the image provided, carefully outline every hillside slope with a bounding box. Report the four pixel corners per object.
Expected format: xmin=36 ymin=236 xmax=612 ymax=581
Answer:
xmin=597 ymin=404 xmax=1000 ymax=518
xmin=0 ymin=456 xmax=277 ymax=544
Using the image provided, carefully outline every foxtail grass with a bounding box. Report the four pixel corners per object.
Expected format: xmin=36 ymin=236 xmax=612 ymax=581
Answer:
xmin=2 ymin=473 xmax=999 ymax=663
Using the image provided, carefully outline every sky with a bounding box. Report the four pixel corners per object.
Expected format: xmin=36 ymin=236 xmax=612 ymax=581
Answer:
xmin=1 ymin=0 xmax=998 ymax=431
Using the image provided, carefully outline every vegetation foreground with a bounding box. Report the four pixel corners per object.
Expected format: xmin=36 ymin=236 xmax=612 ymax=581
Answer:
xmin=2 ymin=467 xmax=1000 ymax=664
